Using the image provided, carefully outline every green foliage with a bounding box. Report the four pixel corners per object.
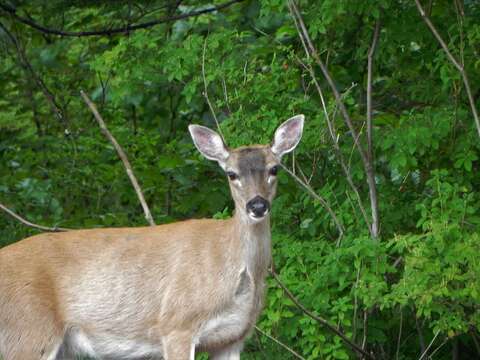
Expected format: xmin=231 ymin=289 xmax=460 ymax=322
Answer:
xmin=385 ymin=169 xmax=480 ymax=336
xmin=1 ymin=0 xmax=480 ymax=358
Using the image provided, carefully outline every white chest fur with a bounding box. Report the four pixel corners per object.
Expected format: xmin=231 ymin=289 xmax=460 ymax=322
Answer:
xmin=196 ymin=268 xmax=256 ymax=348
xmin=67 ymin=328 xmax=162 ymax=359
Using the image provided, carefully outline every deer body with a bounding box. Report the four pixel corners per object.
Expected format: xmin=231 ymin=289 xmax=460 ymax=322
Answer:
xmin=0 ymin=115 xmax=304 ymax=359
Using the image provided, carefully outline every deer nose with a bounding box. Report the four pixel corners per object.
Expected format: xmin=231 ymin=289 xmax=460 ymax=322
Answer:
xmin=246 ymin=196 xmax=270 ymax=218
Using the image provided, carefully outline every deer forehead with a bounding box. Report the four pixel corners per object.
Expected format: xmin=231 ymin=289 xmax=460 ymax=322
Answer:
xmin=228 ymin=146 xmax=276 ymax=174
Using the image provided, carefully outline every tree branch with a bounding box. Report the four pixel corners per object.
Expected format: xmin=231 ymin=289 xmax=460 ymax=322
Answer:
xmin=361 ymin=309 xmax=369 ymax=358
xmin=0 ymin=202 xmax=69 ymax=232
xmin=254 ymin=326 xmax=306 ymax=360
xmin=202 ymin=36 xmax=225 ymax=142
xmin=413 ymin=0 xmax=480 ymax=139
xmin=270 ymin=268 xmax=375 ymax=359
xmin=80 ymin=90 xmax=156 ymax=226
xmin=288 ymin=0 xmax=380 ymax=240
xmin=366 ymin=18 xmax=381 ymax=239
xmin=418 ymin=330 xmax=439 ymax=360
xmin=395 ymin=307 xmax=403 ymax=360
xmin=0 ymin=0 xmax=245 ymax=37
xmin=280 ymin=163 xmax=345 ymax=239
xmin=305 ymin=62 xmax=370 ymax=236
xmin=0 ymin=21 xmax=68 ymax=128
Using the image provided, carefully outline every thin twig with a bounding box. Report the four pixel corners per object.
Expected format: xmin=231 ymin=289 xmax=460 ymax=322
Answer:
xmin=288 ymin=1 xmax=380 ymax=240
xmin=270 ymin=268 xmax=374 ymax=359
xmin=253 ymin=327 xmax=268 ymax=359
xmin=0 ymin=202 xmax=69 ymax=232
xmin=419 ymin=330 xmax=440 ymax=360
xmin=0 ymin=0 xmax=245 ymax=37
xmin=0 ymin=21 xmax=68 ymax=128
xmin=280 ymin=163 xmax=344 ymax=239
xmin=393 ymin=256 xmax=403 ymax=268
xmin=202 ymin=36 xmax=225 ymax=142
xmin=255 ymin=326 xmax=306 ymax=360
xmin=361 ymin=309 xmax=368 ymax=357
xmin=428 ymin=337 xmax=448 ymax=359
xmin=395 ymin=307 xmax=403 ymax=360
xmin=221 ymin=76 xmax=232 ymax=115
xmin=453 ymin=0 xmax=465 ymax=67
xmin=352 ymin=260 xmax=362 ymax=342
xmin=80 ymin=90 xmax=156 ymax=226
xmin=413 ymin=0 xmax=480 ymax=138
xmin=366 ymin=18 xmax=381 ymax=238
xmin=307 ymin=64 xmax=371 ymax=232
xmin=366 ymin=19 xmax=381 ymax=156
xmin=289 ymin=3 xmax=310 ymax=60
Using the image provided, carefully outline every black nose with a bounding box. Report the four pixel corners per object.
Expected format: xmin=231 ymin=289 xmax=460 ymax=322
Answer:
xmin=246 ymin=196 xmax=270 ymax=218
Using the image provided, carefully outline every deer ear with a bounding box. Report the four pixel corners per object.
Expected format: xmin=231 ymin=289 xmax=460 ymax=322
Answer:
xmin=271 ymin=115 xmax=304 ymax=158
xmin=189 ymin=125 xmax=229 ymax=164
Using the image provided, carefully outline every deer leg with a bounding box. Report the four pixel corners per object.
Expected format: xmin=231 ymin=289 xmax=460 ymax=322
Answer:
xmin=210 ymin=342 xmax=243 ymax=360
xmin=162 ymin=331 xmax=195 ymax=360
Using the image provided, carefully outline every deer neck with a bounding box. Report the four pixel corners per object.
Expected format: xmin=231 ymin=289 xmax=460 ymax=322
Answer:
xmin=231 ymin=210 xmax=271 ymax=282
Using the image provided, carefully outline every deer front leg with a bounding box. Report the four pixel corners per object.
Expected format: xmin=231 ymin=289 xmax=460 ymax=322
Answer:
xmin=162 ymin=331 xmax=195 ymax=360
xmin=210 ymin=342 xmax=243 ymax=360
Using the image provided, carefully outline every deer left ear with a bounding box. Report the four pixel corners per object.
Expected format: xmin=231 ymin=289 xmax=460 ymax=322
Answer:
xmin=271 ymin=115 xmax=304 ymax=158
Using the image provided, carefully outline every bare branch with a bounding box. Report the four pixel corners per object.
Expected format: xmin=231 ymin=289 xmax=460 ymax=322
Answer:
xmin=413 ymin=0 xmax=480 ymax=138
xmin=429 ymin=337 xmax=449 ymax=359
xmin=80 ymin=90 xmax=156 ymax=226
xmin=221 ymin=76 xmax=232 ymax=115
xmin=306 ymin=63 xmax=371 ymax=233
xmin=361 ymin=309 xmax=369 ymax=357
xmin=270 ymin=268 xmax=375 ymax=359
xmin=418 ymin=330 xmax=440 ymax=360
xmin=280 ymin=163 xmax=344 ymax=239
xmin=0 ymin=202 xmax=69 ymax=232
xmin=288 ymin=1 xmax=380 ymax=240
xmin=366 ymin=19 xmax=381 ymax=238
xmin=395 ymin=308 xmax=403 ymax=360
xmin=254 ymin=326 xmax=306 ymax=360
xmin=352 ymin=259 xmax=362 ymax=343
xmin=0 ymin=0 xmax=245 ymax=37
xmin=202 ymin=36 xmax=225 ymax=142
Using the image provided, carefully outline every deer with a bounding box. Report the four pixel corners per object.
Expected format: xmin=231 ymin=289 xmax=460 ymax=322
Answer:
xmin=0 ymin=114 xmax=304 ymax=360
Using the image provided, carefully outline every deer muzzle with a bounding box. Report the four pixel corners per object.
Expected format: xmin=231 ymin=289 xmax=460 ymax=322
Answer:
xmin=246 ymin=196 xmax=270 ymax=219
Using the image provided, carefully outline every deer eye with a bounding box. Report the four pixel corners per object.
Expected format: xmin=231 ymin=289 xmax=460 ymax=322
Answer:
xmin=226 ymin=171 xmax=238 ymax=181
xmin=269 ymin=166 xmax=279 ymax=176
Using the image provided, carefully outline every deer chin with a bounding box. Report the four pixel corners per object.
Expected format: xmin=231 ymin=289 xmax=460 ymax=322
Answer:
xmin=247 ymin=209 xmax=269 ymax=223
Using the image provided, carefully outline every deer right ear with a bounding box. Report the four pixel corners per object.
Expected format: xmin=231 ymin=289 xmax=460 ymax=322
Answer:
xmin=189 ymin=125 xmax=229 ymax=164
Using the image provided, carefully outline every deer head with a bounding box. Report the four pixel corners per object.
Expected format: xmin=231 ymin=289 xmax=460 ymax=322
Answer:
xmin=189 ymin=115 xmax=304 ymax=223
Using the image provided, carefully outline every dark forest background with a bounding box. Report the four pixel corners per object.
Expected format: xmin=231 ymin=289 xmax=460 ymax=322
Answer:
xmin=1 ymin=0 xmax=480 ymax=359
